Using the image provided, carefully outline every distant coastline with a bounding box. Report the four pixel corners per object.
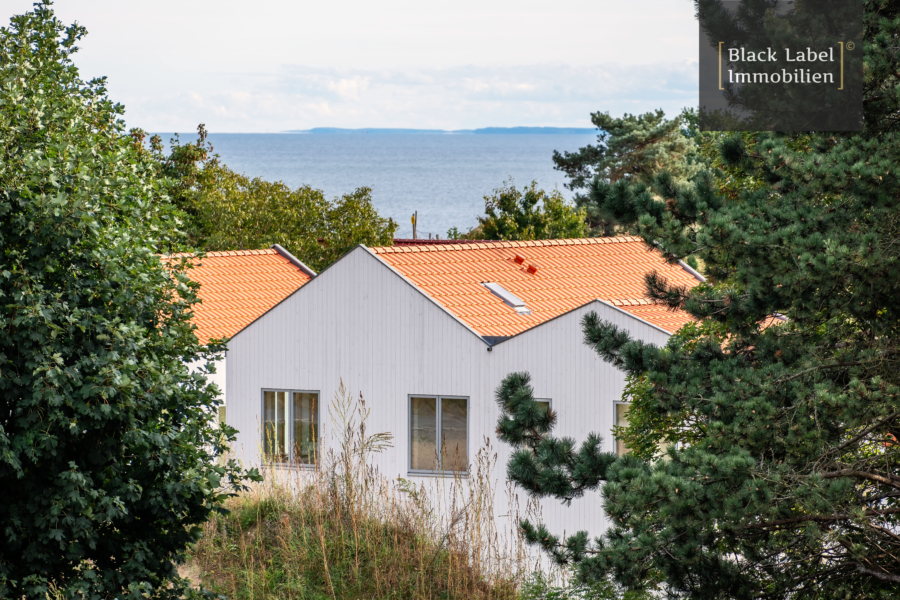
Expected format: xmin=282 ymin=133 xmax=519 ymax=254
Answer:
xmin=286 ymin=126 xmax=597 ymax=135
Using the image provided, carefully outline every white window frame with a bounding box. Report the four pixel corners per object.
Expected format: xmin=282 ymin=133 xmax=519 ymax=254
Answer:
xmin=408 ymin=394 xmax=469 ymax=476
xmin=613 ymin=400 xmax=676 ymax=459
xmin=261 ymin=388 xmax=320 ymax=468
xmin=614 ymin=400 xmax=631 ymax=457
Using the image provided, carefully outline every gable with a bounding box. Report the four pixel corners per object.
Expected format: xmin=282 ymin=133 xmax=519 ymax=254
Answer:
xmin=229 ymin=245 xmax=489 ymax=347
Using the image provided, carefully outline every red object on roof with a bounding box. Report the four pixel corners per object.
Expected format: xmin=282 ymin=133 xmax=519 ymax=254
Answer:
xmin=168 ymin=248 xmax=313 ymax=343
xmin=370 ymin=237 xmax=702 ymax=337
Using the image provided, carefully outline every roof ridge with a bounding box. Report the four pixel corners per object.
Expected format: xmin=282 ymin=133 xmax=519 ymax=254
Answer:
xmin=165 ymin=248 xmax=279 ymax=259
xmin=369 ymin=236 xmax=644 ymax=254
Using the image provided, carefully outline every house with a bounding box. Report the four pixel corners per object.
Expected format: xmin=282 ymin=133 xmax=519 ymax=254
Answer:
xmin=175 ymin=245 xmax=315 ymax=418
xmin=223 ymin=236 xmax=702 ymax=538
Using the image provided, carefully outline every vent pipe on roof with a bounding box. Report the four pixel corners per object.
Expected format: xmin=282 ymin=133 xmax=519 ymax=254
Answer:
xmin=676 ymin=260 xmax=706 ymax=282
xmin=271 ymin=244 xmax=317 ymax=278
xmin=482 ymin=282 xmax=532 ymax=315
xmin=652 ymin=240 xmax=706 ymax=283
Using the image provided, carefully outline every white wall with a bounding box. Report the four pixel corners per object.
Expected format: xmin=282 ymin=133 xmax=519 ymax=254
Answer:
xmin=226 ymin=246 xmax=670 ymax=550
xmin=188 ymin=355 xmax=226 ymax=413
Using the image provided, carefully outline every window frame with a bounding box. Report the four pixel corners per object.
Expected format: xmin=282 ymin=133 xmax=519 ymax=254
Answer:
xmin=614 ymin=400 xmax=630 ymax=457
xmin=408 ymin=394 xmax=470 ymax=476
xmin=260 ymin=388 xmax=321 ymax=468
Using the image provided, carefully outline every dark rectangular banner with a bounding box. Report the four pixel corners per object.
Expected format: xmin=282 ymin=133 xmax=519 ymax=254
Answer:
xmin=698 ymin=0 xmax=863 ymax=131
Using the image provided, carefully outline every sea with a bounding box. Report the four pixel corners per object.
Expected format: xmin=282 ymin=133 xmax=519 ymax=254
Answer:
xmin=182 ymin=133 xmax=599 ymax=239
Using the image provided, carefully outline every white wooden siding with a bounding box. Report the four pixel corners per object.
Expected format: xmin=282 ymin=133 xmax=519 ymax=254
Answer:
xmin=226 ymin=246 xmax=670 ymax=550
xmin=188 ymin=355 xmax=226 ymax=407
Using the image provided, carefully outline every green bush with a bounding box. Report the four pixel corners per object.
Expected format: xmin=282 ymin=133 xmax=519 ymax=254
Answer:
xmin=0 ymin=5 xmax=257 ymax=598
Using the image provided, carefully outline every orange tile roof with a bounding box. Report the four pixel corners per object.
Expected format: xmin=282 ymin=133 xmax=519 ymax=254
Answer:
xmin=168 ymin=249 xmax=312 ymax=343
xmin=370 ymin=237 xmax=701 ymax=338
xmin=393 ymin=238 xmax=495 ymax=246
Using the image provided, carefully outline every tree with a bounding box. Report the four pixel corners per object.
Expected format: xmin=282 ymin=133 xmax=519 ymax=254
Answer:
xmin=476 ymin=179 xmax=586 ymax=241
xmin=318 ymin=185 xmax=398 ymax=267
xmin=497 ymin=1 xmax=900 ymax=597
xmin=190 ymin=162 xmax=396 ymax=272
xmin=129 ymin=124 xmax=218 ymax=248
xmin=130 ymin=125 xmax=398 ymax=271
xmin=0 ymin=5 xmax=257 ymax=598
xmin=552 ymin=109 xmax=701 ymax=236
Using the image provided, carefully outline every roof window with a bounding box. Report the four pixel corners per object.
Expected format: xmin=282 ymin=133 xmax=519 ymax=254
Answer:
xmin=482 ymin=282 xmax=532 ymax=315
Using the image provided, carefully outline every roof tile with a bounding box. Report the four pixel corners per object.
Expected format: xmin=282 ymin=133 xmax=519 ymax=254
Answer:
xmin=167 ymin=248 xmax=311 ymax=343
xmin=369 ymin=237 xmax=700 ymax=336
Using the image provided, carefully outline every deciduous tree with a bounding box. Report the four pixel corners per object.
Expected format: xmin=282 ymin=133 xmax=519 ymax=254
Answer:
xmin=0 ymin=5 xmax=257 ymax=598
xmin=130 ymin=126 xmax=398 ymax=271
xmin=477 ymin=179 xmax=586 ymax=241
xmin=191 ymin=162 xmax=396 ymax=271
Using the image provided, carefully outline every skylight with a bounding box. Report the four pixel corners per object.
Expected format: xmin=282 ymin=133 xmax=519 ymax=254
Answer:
xmin=482 ymin=282 xmax=532 ymax=315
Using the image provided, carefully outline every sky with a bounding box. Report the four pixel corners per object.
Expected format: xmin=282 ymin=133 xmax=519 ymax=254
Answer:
xmin=6 ymin=0 xmax=700 ymax=132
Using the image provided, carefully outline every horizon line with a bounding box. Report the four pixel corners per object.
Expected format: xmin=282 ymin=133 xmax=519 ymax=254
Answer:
xmin=151 ymin=126 xmax=601 ymax=135
xmin=287 ymin=126 xmax=597 ymax=134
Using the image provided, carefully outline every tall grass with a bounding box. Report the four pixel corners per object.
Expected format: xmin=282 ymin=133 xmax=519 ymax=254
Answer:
xmin=188 ymin=383 xmax=541 ymax=599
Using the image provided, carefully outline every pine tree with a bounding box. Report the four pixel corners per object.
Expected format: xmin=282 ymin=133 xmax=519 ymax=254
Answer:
xmin=552 ymin=109 xmax=701 ymax=236
xmin=497 ymin=1 xmax=900 ymax=597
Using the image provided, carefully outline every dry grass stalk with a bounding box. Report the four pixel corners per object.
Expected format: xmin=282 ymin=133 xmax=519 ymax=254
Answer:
xmin=188 ymin=381 xmax=541 ymax=599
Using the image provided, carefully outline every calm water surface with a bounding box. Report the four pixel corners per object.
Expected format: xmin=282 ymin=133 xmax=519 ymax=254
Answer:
xmin=186 ymin=133 xmax=598 ymax=238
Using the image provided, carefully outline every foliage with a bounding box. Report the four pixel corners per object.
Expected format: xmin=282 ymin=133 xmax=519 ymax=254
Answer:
xmin=613 ymin=320 xmax=728 ymax=462
xmin=189 ymin=385 xmax=527 ymax=599
xmin=182 ymin=160 xmax=396 ymax=272
xmin=477 ymin=180 xmax=586 ymax=241
xmin=128 ymin=124 xmax=218 ymax=247
xmin=497 ymin=1 xmax=900 ymax=597
xmin=552 ymin=109 xmax=700 ymax=236
xmin=0 ymin=5 xmax=258 ymax=598
xmin=448 ymin=224 xmax=489 ymax=240
xmin=519 ymin=571 xmax=651 ymax=600
xmin=130 ymin=127 xmax=397 ymax=272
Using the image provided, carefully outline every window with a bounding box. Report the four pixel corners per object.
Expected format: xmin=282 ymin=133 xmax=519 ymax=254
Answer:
xmin=535 ymin=399 xmax=551 ymax=416
xmin=410 ymin=395 xmax=468 ymax=473
xmin=614 ymin=401 xmax=673 ymax=459
xmin=615 ymin=402 xmax=630 ymax=456
xmin=263 ymin=390 xmax=319 ymax=465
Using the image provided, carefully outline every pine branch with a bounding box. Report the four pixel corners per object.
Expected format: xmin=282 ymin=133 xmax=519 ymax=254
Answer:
xmin=819 ymin=409 xmax=900 ymax=458
xmin=820 ymin=469 xmax=900 ymax=489
xmin=856 ymin=565 xmax=900 ymax=584
xmin=743 ymin=508 xmax=900 ymax=531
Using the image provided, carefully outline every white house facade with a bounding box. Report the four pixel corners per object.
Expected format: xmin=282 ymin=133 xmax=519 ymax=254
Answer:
xmin=224 ymin=238 xmax=701 ymax=538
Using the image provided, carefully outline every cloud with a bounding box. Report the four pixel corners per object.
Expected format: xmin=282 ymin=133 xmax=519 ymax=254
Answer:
xmin=114 ymin=62 xmax=698 ymax=132
xmin=325 ymin=77 xmax=370 ymax=101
